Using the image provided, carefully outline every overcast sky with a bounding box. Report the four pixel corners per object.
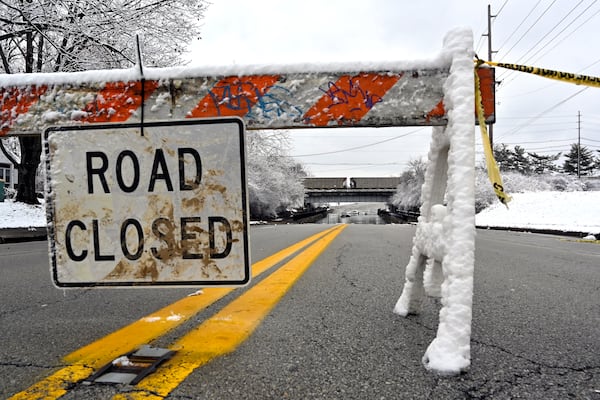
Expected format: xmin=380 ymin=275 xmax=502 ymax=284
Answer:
xmin=188 ymin=0 xmax=600 ymax=177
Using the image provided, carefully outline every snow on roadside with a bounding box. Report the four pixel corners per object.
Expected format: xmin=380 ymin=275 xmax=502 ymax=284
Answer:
xmin=476 ymin=191 xmax=600 ymax=234
xmin=2 ymin=191 xmax=600 ymax=234
xmin=0 ymin=199 xmax=46 ymax=229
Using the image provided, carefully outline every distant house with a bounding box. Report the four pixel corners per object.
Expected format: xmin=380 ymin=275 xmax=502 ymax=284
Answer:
xmin=0 ymin=152 xmax=17 ymax=189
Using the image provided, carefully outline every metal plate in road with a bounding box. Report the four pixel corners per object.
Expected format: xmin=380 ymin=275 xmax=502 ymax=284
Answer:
xmin=44 ymin=118 xmax=250 ymax=287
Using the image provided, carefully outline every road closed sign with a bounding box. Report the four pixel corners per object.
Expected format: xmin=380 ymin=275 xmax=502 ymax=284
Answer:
xmin=44 ymin=118 xmax=249 ymax=287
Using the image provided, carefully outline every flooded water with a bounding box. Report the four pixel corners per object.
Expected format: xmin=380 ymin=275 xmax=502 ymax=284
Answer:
xmin=317 ymin=212 xmax=387 ymax=224
xmin=315 ymin=203 xmax=388 ymax=224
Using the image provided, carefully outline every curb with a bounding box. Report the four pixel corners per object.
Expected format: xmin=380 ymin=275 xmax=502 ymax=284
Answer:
xmin=1 ymin=225 xmax=597 ymax=244
xmin=0 ymin=227 xmax=47 ymax=243
xmin=476 ymin=225 xmax=598 ymax=239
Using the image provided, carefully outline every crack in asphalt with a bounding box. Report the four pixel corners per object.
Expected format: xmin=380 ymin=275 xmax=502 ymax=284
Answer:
xmin=0 ymin=360 xmax=57 ymax=369
xmin=472 ymin=337 xmax=600 ymax=372
xmin=0 ymin=288 xmax=93 ymax=318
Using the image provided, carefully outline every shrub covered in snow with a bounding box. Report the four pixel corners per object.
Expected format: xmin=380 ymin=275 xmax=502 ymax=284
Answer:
xmin=390 ymin=159 xmax=425 ymax=213
xmin=246 ymin=131 xmax=306 ymax=220
xmin=394 ymin=162 xmax=589 ymax=214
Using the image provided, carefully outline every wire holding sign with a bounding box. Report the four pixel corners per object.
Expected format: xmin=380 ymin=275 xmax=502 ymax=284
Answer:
xmin=44 ymin=118 xmax=250 ymax=287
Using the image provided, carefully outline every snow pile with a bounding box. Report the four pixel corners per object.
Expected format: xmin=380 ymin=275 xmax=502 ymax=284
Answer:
xmin=0 ymin=199 xmax=46 ymax=228
xmin=476 ymin=191 xmax=600 ymax=234
xmin=2 ymin=191 xmax=598 ymax=233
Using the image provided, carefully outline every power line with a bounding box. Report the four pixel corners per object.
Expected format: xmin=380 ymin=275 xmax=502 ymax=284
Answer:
xmin=304 ymin=162 xmax=409 ymax=166
xmin=500 ymin=138 xmax=577 ymax=145
xmin=495 ymin=0 xmax=542 ymax=54
xmin=499 ymin=56 xmax=600 ymax=98
xmin=520 ymin=0 xmax=597 ymax=66
xmin=291 ymin=127 xmax=426 ymax=157
xmin=495 ymin=0 xmax=510 ymax=17
xmin=527 ymin=3 xmax=600 ymax=67
xmin=498 ymin=1 xmax=600 ymax=87
xmin=495 ymin=114 xmax=576 ymax=120
xmin=495 ymin=87 xmax=589 ymax=141
xmin=499 ymin=0 xmax=557 ymax=60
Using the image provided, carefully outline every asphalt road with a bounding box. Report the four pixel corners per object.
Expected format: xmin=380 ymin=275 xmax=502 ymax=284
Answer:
xmin=1 ymin=224 xmax=598 ymax=399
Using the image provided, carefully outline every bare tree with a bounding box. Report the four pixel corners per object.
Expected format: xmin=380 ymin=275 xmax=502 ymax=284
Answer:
xmin=0 ymin=0 xmax=207 ymax=203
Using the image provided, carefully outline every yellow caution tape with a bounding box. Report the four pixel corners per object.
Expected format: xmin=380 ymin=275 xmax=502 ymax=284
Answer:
xmin=474 ymin=65 xmax=511 ymax=207
xmin=482 ymin=60 xmax=600 ymax=88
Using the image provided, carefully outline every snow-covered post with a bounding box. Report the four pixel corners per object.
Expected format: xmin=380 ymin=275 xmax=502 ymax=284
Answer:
xmin=394 ymin=28 xmax=476 ymax=375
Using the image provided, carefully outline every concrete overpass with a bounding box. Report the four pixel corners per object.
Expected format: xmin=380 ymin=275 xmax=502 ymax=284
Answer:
xmin=303 ymin=177 xmax=401 ymax=204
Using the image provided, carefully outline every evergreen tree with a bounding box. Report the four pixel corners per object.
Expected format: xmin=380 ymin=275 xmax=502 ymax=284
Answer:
xmin=512 ymin=145 xmax=533 ymax=175
xmin=493 ymin=143 xmax=534 ymax=174
xmin=528 ymin=152 xmax=560 ymax=174
xmin=562 ymin=144 xmax=596 ymax=176
xmin=493 ymin=143 xmax=513 ymax=172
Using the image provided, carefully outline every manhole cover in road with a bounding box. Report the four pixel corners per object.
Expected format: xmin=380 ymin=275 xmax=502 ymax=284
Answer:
xmin=83 ymin=345 xmax=175 ymax=385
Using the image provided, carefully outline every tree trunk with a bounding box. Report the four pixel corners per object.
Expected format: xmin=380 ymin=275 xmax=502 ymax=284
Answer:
xmin=15 ymin=31 xmax=41 ymax=204
xmin=15 ymin=136 xmax=42 ymax=205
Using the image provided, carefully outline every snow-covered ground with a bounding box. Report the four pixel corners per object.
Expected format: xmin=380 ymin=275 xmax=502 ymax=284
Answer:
xmin=0 ymin=199 xmax=46 ymax=229
xmin=2 ymin=191 xmax=599 ymax=235
xmin=476 ymin=191 xmax=600 ymax=236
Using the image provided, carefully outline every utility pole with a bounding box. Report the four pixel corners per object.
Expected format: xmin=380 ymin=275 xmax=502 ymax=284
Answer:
xmin=577 ymin=111 xmax=581 ymax=178
xmin=483 ymin=4 xmax=497 ymax=149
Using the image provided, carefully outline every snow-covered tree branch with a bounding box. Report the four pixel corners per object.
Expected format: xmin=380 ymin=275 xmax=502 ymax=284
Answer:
xmin=246 ymin=131 xmax=307 ymax=219
xmin=0 ymin=0 xmax=207 ymax=203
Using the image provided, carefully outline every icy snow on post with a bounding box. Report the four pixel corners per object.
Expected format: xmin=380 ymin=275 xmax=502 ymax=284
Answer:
xmin=0 ymin=27 xmax=488 ymax=373
xmin=393 ymin=28 xmax=477 ymax=375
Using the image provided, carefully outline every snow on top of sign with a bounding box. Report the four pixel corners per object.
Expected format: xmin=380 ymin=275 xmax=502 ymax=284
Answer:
xmin=0 ymin=47 xmax=456 ymax=88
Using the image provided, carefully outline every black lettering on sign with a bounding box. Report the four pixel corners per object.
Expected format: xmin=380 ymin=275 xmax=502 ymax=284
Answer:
xmin=86 ymin=147 xmax=203 ymax=194
xmin=148 ymin=149 xmax=174 ymax=192
xmin=86 ymin=152 xmax=109 ymax=194
xmin=178 ymin=148 xmax=202 ymax=190
xmin=151 ymin=217 xmax=174 ymax=259
xmin=209 ymin=216 xmax=232 ymax=259
xmin=120 ymin=218 xmax=144 ymax=260
xmin=181 ymin=216 xmax=203 ymax=259
xmin=116 ymin=150 xmax=140 ymax=193
xmin=92 ymin=219 xmax=115 ymax=261
xmin=65 ymin=220 xmax=87 ymax=261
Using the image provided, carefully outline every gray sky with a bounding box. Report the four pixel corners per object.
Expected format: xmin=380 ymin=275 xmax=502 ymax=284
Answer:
xmin=188 ymin=0 xmax=600 ymax=177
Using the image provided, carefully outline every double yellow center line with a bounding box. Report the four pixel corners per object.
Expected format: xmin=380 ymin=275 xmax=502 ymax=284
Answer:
xmin=10 ymin=224 xmax=346 ymax=400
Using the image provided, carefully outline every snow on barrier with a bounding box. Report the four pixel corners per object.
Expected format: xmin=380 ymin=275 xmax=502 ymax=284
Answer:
xmin=393 ymin=28 xmax=477 ymax=375
xmin=0 ymin=27 xmax=488 ymax=374
xmin=0 ymin=45 xmax=493 ymax=135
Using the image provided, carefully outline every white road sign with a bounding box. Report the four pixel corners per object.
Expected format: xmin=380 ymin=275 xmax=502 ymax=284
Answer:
xmin=44 ymin=118 xmax=249 ymax=287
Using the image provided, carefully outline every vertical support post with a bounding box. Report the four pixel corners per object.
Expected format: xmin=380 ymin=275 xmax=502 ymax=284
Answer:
xmin=577 ymin=110 xmax=581 ymax=178
xmin=394 ymin=28 xmax=476 ymax=375
xmin=486 ymin=4 xmax=496 ymax=149
xmin=135 ymin=35 xmax=145 ymax=137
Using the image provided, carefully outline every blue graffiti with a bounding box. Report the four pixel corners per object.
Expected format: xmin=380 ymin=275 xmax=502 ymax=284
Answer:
xmin=249 ymin=85 xmax=304 ymax=120
xmin=208 ymin=81 xmax=257 ymax=115
xmin=207 ymin=81 xmax=303 ymax=121
xmin=320 ymin=78 xmax=383 ymax=112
